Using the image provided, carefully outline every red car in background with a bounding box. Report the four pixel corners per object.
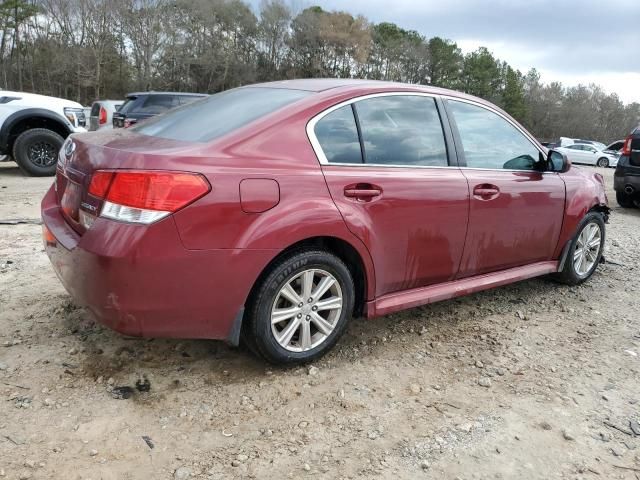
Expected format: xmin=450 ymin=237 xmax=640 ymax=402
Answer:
xmin=41 ymin=79 xmax=610 ymax=364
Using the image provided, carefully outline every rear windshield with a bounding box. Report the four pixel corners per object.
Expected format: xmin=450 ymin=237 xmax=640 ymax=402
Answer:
xmin=133 ymin=87 xmax=311 ymax=143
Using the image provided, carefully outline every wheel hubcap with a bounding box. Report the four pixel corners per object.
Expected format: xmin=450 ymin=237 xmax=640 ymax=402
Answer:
xmin=271 ymin=268 xmax=343 ymax=352
xmin=573 ymin=222 xmax=601 ymax=276
xmin=28 ymin=141 xmax=57 ymax=167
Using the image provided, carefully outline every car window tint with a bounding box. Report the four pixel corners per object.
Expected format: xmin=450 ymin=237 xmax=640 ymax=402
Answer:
xmin=118 ymin=97 xmax=140 ymax=114
xmin=135 ymin=87 xmax=311 ymax=143
xmin=354 ymin=96 xmax=448 ymax=167
xmin=449 ymin=100 xmax=540 ymax=170
xmin=90 ymin=103 xmax=101 ymax=116
xmin=314 ymin=105 xmax=362 ymax=164
xmin=179 ymin=96 xmax=204 ymax=106
xmin=137 ymin=95 xmax=180 ymax=114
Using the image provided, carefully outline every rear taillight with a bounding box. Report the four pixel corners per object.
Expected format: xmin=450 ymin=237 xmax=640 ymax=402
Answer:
xmin=622 ymin=136 xmax=632 ymax=156
xmin=99 ymin=106 xmax=107 ymax=125
xmin=88 ymin=170 xmax=210 ymax=224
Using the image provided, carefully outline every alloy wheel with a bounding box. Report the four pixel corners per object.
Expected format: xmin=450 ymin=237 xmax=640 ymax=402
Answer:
xmin=271 ymin=268 xmax=343 ymax=352
xmin=573 ymin=222 xmax=601 ymax=276
xmin=28 ymin=141 xmax=57 ymax=167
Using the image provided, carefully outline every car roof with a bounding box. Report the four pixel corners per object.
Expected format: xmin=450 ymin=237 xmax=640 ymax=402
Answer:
xmin=245 ymin=78 xmax=464 ymax=95
xmin=125 ymin=91 xmax=208 ymax=98
xmin=242 ymin=78 xmax=494 ymax=108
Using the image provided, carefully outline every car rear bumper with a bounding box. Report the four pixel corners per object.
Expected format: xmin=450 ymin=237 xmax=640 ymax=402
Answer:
xmin=614 ymin=170 xmax=640 ymax=193
xmin=41 ymin=185 xmax=276 ymax=342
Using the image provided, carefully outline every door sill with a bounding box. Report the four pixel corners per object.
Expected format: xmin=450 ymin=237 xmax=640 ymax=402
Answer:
xmin=368 ymin=261 xmax=558 ymax=318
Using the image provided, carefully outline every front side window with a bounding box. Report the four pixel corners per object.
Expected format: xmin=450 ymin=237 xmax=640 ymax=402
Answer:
xmin=448 ymin=100 xmax=541 ymax=170
xmin=355 ymin=96 xmax=448 ymax=167
xmin=314 ymin=105 xmax=362 ymax=164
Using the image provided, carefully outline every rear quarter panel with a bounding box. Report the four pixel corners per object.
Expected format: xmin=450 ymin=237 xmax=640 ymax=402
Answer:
xmin=170 ymin=101 xmax=378 ymax=300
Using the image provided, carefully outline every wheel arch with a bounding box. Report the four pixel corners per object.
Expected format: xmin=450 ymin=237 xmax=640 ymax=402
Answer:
xmin=1 ymin=109 xmax=72 ymax=155
xmin=246 ymin=235 xmax=373 ymax=320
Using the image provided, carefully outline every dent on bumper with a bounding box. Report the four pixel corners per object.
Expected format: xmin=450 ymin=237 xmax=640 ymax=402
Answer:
xmin=41 ymin=186 xmax=276 ymax=341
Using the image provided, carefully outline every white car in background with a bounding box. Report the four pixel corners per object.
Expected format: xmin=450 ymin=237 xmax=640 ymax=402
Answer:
xmin=555 ymin=143 xmax=618 ymax=168
xmin=0 ymin=90 xmax=87 ymax=176
xmin=89 ymin=100 xmax=123 ymax=131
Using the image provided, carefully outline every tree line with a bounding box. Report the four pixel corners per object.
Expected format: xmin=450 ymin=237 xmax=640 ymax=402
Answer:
xmin=1 ymin=0 xmax=638 ymax=142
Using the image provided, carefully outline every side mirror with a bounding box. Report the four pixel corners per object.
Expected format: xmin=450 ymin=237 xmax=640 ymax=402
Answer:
xmin=548 ymin=149 xmax=571 ymax=173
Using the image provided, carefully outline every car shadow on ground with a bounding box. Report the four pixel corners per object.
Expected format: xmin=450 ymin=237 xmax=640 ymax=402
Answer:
xmin=0 ymin=163 xmax=25 ymax=177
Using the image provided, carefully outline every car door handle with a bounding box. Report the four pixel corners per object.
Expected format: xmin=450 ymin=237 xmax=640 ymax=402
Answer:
xmin=473 ymin=184 xmax=500 ymax=199
xmin=344 ymin=183 xmax=383 ymax=200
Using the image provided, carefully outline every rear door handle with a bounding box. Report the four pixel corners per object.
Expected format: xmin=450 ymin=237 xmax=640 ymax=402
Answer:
xmin=344 ymin=183 xmax=383 ymax=201
xmin=473 ymin=184 xmax=500 ymax=199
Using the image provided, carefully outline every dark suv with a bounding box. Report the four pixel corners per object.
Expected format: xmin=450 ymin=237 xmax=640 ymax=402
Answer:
xmin=112 ymin=92 xmax=207 ymax=128
xmin=614 ymin=126 xmax=640 ymax=208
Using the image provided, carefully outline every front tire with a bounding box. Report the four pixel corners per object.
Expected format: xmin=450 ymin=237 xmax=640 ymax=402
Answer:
xmin=554 ymin=212 xmax=605 ymax=285
xmin=12 ymin=128 xmax=64 ymax=177
xmin=243 ymin=250 xmax=355 ymax=364
xmin=596 ymin=157 xmax=609 ymax=168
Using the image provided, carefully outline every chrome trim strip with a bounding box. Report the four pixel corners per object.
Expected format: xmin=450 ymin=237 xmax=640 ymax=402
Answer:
xmin=306 ymin=90 xmax=548 ymax=173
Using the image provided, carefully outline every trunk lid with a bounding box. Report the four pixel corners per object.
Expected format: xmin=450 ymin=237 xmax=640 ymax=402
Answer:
xmin=55 ymin=130 xmax=205 ymax=234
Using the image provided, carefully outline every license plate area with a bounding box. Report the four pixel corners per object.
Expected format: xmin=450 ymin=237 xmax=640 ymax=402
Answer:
xmin=61 ymin=180 xmax=81 ymax=221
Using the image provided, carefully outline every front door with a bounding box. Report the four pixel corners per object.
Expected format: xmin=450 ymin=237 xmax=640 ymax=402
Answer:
xmin=445 ymin=99 xmax=565 ymax=277
xmin=310 ymin=94 xmax=469 ymax=297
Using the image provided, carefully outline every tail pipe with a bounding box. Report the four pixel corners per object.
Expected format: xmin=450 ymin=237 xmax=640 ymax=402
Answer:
xmin=624 ymin=185 xmax=635 ymax=195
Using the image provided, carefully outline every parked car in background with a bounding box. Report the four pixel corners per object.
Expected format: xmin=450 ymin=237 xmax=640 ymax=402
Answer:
xmin=0 ymin=90 xmax=86 ymax=176
xmin=112 ymin=92 xmax=207 ymax=128
xmin=614 ymin=126 xmax=640 ymax=208
xmin=556 ymin=137 xmax=607 ymax=150
xmin=42 ymin=79 xmax=609 ymax=364
xmin=555 ymin=143 xmax=618 ymax=167
xmin=89 ymin=100 xmax=123 ymax=131
xmin=604 ymin=140 xmax=625 ymax=156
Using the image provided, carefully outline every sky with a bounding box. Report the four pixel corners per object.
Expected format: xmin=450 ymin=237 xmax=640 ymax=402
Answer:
xmin=251 ymin=0 xmax=640 ymax=104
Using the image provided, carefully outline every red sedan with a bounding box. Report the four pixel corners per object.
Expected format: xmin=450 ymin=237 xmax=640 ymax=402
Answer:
xmin=41 ymin=79 xmax=609 ymax=364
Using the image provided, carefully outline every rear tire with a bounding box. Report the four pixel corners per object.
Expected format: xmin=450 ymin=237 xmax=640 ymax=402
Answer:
xmin=616 ymin=191 xmax=635 ymax=208
xmin=596 ymin=157 xmax=609 ymax=168
xmin=553 ymin=212 xmax=605 ymax=285
xmin=242 ymin=250 xmax=354 ymax=365
xmin=12 ymin=128 xmax=63 ymax=177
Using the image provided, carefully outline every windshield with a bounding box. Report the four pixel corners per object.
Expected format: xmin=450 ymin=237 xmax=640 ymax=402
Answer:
xmin=133 ymin=87 xmax=312 ymax=143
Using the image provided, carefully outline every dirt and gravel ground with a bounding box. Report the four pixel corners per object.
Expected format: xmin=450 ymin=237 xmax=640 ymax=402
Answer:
xmin=1 ymin=162 xmax=639 ymax=480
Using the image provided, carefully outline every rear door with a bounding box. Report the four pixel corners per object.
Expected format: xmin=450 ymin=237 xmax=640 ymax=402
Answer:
xmin=445 ymin=98 xmax=565 ymax=277
xmin=311 ymin=93 xmax=469 ymax=297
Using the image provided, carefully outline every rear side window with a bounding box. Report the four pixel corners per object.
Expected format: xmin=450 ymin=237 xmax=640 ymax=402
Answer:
xmin=179 ymin=96 xmax=204 ymax=106
xmin=117 ymin=97 xmax=140 ymax=114
xmin=314 ymin=105 xmax=362 ymax=164
xmin=135 ymin=87 xmax=311 ymax=143
xmin=448 ymin=100 xmax=541 ymax=170
xmin=355 ymin=96 xmax=448 ymax=167
xmin=136 ymin=95 xmax=180 ymax=114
